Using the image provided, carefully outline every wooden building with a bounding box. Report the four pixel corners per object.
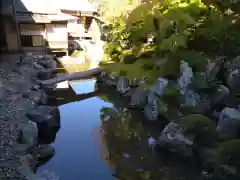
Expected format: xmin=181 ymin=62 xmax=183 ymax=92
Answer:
xmin=58 ymin=1 xmax=102 ymax=41
xmin=1 ymin=0 xmax=77 ymax=55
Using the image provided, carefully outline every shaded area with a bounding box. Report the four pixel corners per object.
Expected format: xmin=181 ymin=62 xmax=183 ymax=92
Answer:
xmin=38 ymin=79 xmax=202 ymax=180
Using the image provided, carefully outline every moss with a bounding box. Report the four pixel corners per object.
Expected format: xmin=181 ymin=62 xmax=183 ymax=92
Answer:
xmin=217 ymin=140 xmax=240 ymax=168
xmin=163 ymin=86 xmax=179 ymax=99
xmin=121 ymin=54 xmax=138 ymax=64
xmin=138 ymin=50 xmax=154 ymax=58
xmin=182 ymin=114 xmax=217 ymax=146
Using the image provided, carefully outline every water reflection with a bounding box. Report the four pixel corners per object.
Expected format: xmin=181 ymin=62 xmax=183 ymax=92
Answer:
xmin=38 ymin=80 xmax=201 ymax=180
xmin=99 ymin=106 xmax=201 ymax=180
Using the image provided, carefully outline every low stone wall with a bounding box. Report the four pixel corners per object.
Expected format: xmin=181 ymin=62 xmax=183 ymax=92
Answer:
xmin=0 ymin=54 xmax=60 ymax=180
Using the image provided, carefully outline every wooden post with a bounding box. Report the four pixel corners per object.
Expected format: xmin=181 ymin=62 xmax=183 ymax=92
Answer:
xmin=12 ymin=0 xmax=23 ymax=59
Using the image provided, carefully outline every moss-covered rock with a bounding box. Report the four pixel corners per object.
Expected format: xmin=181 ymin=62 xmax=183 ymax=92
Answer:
xmin=217 ymin=139 xmax=240 ymax=168
xmin=182 ymin=114 xmax=217 ymax=146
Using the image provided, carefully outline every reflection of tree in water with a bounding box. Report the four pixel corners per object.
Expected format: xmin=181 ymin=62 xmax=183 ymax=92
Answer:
xmin=99 ymin=107 xmax=202 ymax=180
xmin=94 ymin=82 xmax=201 ymax=180
xmin=99 ymin=107 xmax=162 ymax=180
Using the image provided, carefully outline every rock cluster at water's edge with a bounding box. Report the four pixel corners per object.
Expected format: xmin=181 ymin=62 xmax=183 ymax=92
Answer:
xmin=98 ymin=55 xmax=240 ymax=179
xmin=0 ymin=54 xmax=59 ymax=180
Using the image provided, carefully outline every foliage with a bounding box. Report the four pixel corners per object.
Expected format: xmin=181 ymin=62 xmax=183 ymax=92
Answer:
xmin=182 ymin=114 xmax=217 ymax=146
xmin=95 ymin=0 xmax=240 ymax=89
xmin=217 ymin=139 xmax=240 ymax=167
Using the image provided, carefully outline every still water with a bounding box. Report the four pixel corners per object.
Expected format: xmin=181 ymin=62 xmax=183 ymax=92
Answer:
xmin=37 ymin=79 xmax=202 ymax=180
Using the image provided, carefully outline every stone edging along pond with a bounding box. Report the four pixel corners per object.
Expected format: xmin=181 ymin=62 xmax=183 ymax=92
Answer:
xmin=97 ymin=57 xmax=240 ymax=180
xmin=0 ymin=55 xmax=60 ymax=180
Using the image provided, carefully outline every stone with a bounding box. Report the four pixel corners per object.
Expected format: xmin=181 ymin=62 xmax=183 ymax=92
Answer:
xmin=37 ymin=59 xmax=56 ymax=69
xmin=206 ymin=56 xmax=225 ymax=81
xmin=178 ymin=61 xmax=193 ymax=95
xmin=16 ymin=99 xmax=35 ymax=112
xmin=180 ymin=90 xmax=211 ymax=114
xmin=152 ymin=77 xmax=169 ymax=96
xmin=116 ymin=76 xmax=130 ymax=94
xmin=106 ymin=79 xmax=117 ymax=86
xmin=123 ymin=88 xmax=135 ymax=98
xmin=130 ymin=91 xmax=148 ymax=108
xmin=148 ymin=137 xmax=156 ymax=149
xmin=18 ymin=154 xmax=37 ymax=179
xmin=225 ymin=55 xmax=240 ymax=93
xmin=147 ymin=91 xmax=158 ymax=105
xmin=26 ymin=106 xmax=60 ymax=143
xmin=33 ymin=62 xmax=44 ymax=70
xmin=33 ymin=145 xmax=55 ymax=166
xmin=216 ymin=107 xmax=240 ymax=139
xmin=156 ymin=122 xmax=194 ymax=157
xmin=211 ymin=85 xmax=230 ymax=104
xmin=30 ymin=84 xmax=41 ymax=91
xmin=144 ymin=104 xmax=158 ymax=121
xmin=180 ymin=89 xmax=199 ymax=108
xmin=24 ymin=91 xmax=48 ymax=105
xmin=37 ymin=69 xmax=56 ymax=80
xmin=36 ymin=170 xmax=59 ymax=180
xmin=18 ymin=121 xmax=38 ymax=148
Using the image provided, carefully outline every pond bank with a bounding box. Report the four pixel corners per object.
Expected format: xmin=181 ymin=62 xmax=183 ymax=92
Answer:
xmin=0 ymin=54 xmax=59 ymax=180
xmin=37 ymin=79 xmax=202 ymax=180
xmin=97 ymin=56 xmax=240 ymax=180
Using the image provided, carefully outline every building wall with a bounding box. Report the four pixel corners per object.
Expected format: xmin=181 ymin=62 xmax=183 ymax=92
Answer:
xmin=19 ymin=23 xmax=46 ymax=53
xmin=46 ymin=23 xmax=68 ymax=54
xmin=5 ymin=21 xmax=19 ymax=52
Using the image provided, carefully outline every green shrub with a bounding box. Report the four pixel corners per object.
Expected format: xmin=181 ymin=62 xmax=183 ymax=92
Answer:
xmin=120 ymin=50 xmax=138 ymax=64
xmin=217 ymin=139 xmax=240 ymax=167
xmin=182 ymin=114 xmax=217 ymax=146
xmin=163 ymin=86 xmax=180 ymax=98
xmin=104 ymin=43 xmax=122 ymax=57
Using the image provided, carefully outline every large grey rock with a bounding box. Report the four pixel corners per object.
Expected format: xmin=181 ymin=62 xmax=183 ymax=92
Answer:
xmin=206 ymin=56 xmax=225 ymax=81
xmin=16 ymin=99 xmax=36 ymax=112
xmin=144 ymin=104 xmax=158 ymax=121
xmin=37 ymin=69 xmax=56 ymax=80
xmin=100 ymin=72 xmax=117 ymax=86
xmin=18 ymin=121 xmax=38 ymax=148
xmin=152 ymin=77 xmax=169 ymax=96
xmin=130 ymin=90 xmax=148 ymax=108
xmin=157 ymin=122 xmax=194 ymax=157
xmin=33 ymin=62 xmax=44 ymax=70
xmin=18 ymin=154 xmax=37 ymax=179
xmin=180 ymin=90 xmax=211 ymax=113
xmin=178 ymin=61 xmax=193 ymax=95
xmin=211 ymin=85 xmax=230 ymax=104
xmin=225 ymin=55 xmax=240 ymax=93
xmin=116 ymin=76 xmax=130 ymax=94
xmin=24 ymin=91 xmax=48 ymax=105
xmin=180 ymin=89 xmax=199 ymax=108
xmin=216 ymin=107 xmax=240 ymax=139
xmin=36 ymin=58 xmax=56 ymax=69
xmin=147 ymin=91 xmax=157 ymax=104
xmin=144 ymin=91 xmax=159 ymax=121
xmin=33 ymin=145 xmax=55 ymax=166
xmin=26 ymin=106 xmax=60 ymax=143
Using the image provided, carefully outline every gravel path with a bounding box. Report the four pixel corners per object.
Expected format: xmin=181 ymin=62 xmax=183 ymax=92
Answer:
xmin=0 ymin=54 xmax=57 ymax=180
